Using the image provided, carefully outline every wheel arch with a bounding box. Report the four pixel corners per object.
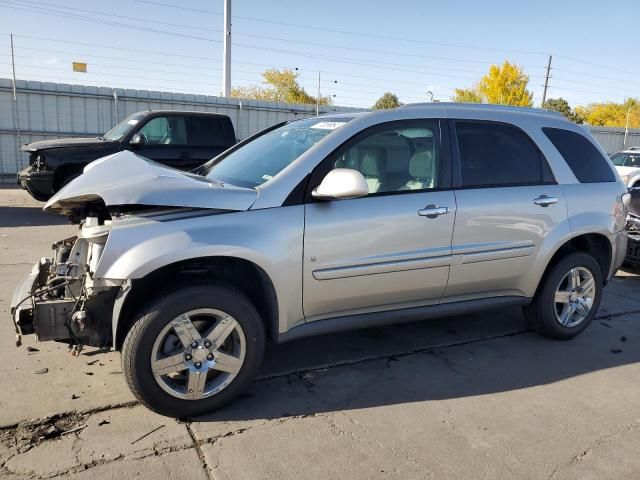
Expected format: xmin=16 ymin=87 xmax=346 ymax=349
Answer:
xmin=534 ymin=232 xmax=612 ymax=297
xmin=112 ymin=256 xmax=279 ymax=350
xmin=52 ymin=163 xmax=84 ymax=191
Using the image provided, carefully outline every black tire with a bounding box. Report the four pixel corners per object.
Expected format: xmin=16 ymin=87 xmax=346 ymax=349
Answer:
xmin=121 ymin=284 xmax=265 ymax=418
xmin=524 ymin=252 xmax=603 ymax=340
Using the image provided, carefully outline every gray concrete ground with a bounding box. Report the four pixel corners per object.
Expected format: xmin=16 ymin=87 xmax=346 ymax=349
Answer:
xmin=1 ymin=186 xmax=640 ymax=479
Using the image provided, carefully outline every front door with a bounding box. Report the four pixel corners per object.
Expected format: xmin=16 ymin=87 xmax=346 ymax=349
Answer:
xmin=303 ymin=120 xmax=456 ymax=320
xmin=131 ymin=115 xmax=197 ymax=170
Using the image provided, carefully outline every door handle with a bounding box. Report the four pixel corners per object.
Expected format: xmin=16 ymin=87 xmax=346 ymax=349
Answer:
xmin=418 ymin=205 xmax=449 ymax=218
xmin=534 ymin=195 xmax=558 ymax=207
xmin=179 ymin=152 xmax=190 ymax=160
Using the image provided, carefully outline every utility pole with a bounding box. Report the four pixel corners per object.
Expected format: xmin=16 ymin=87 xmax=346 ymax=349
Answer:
xmin=10 ymin=33 xmax=22 ymax=171
xmin=222 ymin=0 xmax=231 ymax=97
xmin=541 ymin=54 xmax=552 ymax=106
xmin=624 ymin=106 xmax=632 ymax=147
xmin=316 ymin=71 xmax=321 ymax=116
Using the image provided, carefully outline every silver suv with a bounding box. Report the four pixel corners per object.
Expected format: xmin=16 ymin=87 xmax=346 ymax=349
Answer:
xmin=11 ymin=104 xmax=629 ymax=418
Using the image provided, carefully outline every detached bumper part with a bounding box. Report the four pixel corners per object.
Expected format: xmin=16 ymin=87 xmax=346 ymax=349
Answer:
xmin=10 ymin=259 xmax=119 ymax=348
xmin=627 ymin=231 xmax=640 ymax=266
xmin=10 ymin=259 xmax=50 ymax=340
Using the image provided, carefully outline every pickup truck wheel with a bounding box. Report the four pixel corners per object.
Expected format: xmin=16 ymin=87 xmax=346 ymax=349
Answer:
xmin=121 ymin=285 xmax=265 ymax=418
xmin=524 ymin=252 xmax=602 ymax=340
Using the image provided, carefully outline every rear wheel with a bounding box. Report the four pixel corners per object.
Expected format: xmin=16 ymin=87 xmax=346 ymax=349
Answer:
xmin=122 ymin=284 xmax=265 ymax=418
xmin=524 ymin=252 xmax=602 ymax=340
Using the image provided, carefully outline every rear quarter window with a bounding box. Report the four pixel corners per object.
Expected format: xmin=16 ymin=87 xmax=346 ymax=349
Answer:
xmin=188 ymin=116 xmax=234 ymax=146
xmin=542 ymin=127 xmax=616 ymax=183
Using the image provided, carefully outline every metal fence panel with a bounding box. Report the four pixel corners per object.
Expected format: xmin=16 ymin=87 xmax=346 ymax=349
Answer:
xmin=2 ymin=77 xmax=639 ymax=182
xmin=0 ymin=78 xmax=363 ymax=181
xmin=589 ymin=126 xmax=640 ymax=154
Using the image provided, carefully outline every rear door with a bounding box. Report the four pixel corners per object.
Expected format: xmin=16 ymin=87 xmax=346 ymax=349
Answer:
xmin=131 ymin=115 xmax=192 ymax=170
xmin=444 ymin=120 xmax=567 ymax=301
xmin=187 ymin=115 xmax=236 ymax=168
xmin=302 ymin=120 xmax=456 ymax=320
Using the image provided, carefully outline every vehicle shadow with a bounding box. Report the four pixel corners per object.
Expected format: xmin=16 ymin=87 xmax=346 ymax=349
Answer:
xmin=0 ymin=206 xmax=67 ymax=227
xmin=193 ymin=308 xmax=638 ymax=424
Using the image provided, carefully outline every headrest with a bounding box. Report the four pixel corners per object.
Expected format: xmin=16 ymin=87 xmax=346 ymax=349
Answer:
xmin=409 ymin=151 xmax=433 ymax=178
xmin=360 ymin=147 xmax=386 ymax=177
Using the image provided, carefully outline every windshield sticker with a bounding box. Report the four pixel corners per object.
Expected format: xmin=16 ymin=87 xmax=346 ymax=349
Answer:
xmin=127 ymin=119 xmax=139 ymax=125
xmin=310 ymin=121 xmax=346 ymax=130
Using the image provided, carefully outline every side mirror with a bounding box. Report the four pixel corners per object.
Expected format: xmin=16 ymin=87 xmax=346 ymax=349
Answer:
xmin=312 ymin=168 xmax=369 ymax=201
xmin=129 ymin=133 xmax=145 ymax=146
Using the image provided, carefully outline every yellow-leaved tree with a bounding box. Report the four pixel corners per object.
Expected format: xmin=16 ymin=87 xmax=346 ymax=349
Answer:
xmin=453 ymin=61 xmax=533 ymax=107
xmin=574 ymin=98 xmax=640 ymax=128
xmin=231 ymin=69 xmax=332 ymax=105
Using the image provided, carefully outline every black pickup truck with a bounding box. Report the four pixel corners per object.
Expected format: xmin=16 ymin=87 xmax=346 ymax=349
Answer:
xmin=18 ymin=110 xmax=236 ymax=201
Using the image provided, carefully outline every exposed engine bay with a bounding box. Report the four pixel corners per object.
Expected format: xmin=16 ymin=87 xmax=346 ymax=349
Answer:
xmin=11 ymin=214 xmax=119 ymax=355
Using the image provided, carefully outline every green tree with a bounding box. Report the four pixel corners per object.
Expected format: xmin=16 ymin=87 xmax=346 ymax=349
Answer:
xmin=542 ymin=97 xmax=584 ymax=123
xmin=452 ymin=61 xmax=533 ymax=107
xmin=575 ymin=98 xmax=640 ymax=128
xmin=452 ymin=87 xmax=483 ymax=103
xmin=372 ymin=92 xmax=403 ymax=110
xmin=231 ymin=68 xmax=331 ymax=105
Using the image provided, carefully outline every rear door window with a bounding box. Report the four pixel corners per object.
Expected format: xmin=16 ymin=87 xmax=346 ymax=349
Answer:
xmin=188 ymin=116 xmax=229 ymax=145
xmin=543 ymin=127 xmax=616 ymax=183
xmin=455 ymin=121 xmax=553 ymax=188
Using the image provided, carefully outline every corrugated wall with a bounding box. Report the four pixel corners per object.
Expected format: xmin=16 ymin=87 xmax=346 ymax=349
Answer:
xmin=2 ymin=77 xmax=639 ymax=181
xmin=589 ymin=126 xmax=640 ymax=155
xmin=0 ymin=78 xmax=364 ymax=180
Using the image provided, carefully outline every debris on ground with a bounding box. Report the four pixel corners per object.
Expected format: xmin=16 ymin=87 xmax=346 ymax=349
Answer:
xmin=611 ymin=348 xmax=623 ymax=354
xmin=86 ymin=359 xmax=99 ymax=366
xmin=600 ymin=322 xmax=612 ymax=328
xmin=130 ymin=425 xmax=165 ymax=445
xmin=33 ymin=368 xmax=48 ymax=374
xmin=71 ymin=394 xmax=80 ymax=400
xmin=5 ymin=413 xmax=89 ymax=453
xmin=97 ymin=420 xmax=110 ymax=426
xmin=26 ymin=347 xmax=39 ymax=353
xmin=621 ymin=336 xmax=628 ymax=342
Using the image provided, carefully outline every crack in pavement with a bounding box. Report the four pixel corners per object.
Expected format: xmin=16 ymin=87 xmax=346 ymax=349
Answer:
xmin=1 ymin=305 xmax=638 ymax=478
xmin=186 ymin=422 xmax=214 ymax=480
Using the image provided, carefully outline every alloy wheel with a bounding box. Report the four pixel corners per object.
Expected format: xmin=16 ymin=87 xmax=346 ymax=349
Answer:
xmin=554 ymin=267 xmax=596 ymax=328
xmin=150 ymin=308 xmax=246 ymax=400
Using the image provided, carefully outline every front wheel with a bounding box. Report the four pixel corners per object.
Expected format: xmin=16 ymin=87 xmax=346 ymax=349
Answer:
xmin=524 ymin=252 xmax=603 ymax=340
xmin=122 ymin=285 xmax=265 ymax=418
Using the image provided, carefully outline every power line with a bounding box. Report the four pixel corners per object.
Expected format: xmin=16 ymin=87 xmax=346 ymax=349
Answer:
xmin=0 ymin=3 xmax=222 ymax=42
xmin=554 ymin=54 xmax=640 ymax=77
xmin=6 ymin=0 xmax=212 ymax=31
xmin=130 ymin=0 xmax=547 ymax=56
xmin=2 ymin=1 xmax=543 ymax=72
xmin=11 ymin=34 xmax=217 ymax=61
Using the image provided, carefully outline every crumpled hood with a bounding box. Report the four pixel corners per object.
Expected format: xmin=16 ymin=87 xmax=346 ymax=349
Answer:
xmin=21 ymin=137 xmax=111 ymax=152
xmin=44 ymin=151 xmax=258 ymax=215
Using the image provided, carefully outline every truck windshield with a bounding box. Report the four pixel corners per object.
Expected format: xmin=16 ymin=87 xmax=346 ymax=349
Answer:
xmin=206 ymin=117 xmax=353 ymax=188
xmin=103 ymin=112 xmax=147 ymax=141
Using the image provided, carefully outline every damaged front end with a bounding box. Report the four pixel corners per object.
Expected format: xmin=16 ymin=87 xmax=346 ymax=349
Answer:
xmin=10 ymin=216 xmax=120 ymax=354
xmin=10 ymin=151 xmax=258 ymax=354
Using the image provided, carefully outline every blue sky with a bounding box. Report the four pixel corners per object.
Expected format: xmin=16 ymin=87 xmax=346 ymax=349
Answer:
xmin=0 ymin=0 xmax=638 ymax=109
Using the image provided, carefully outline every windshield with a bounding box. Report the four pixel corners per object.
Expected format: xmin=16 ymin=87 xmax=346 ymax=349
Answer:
xmin=206 ymin=117 xmax=353 ymax=187
xmin=103 ymin=112 xmax=147 ymax=141
xmin=611 ymin=153 xmax=627 ymax=166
